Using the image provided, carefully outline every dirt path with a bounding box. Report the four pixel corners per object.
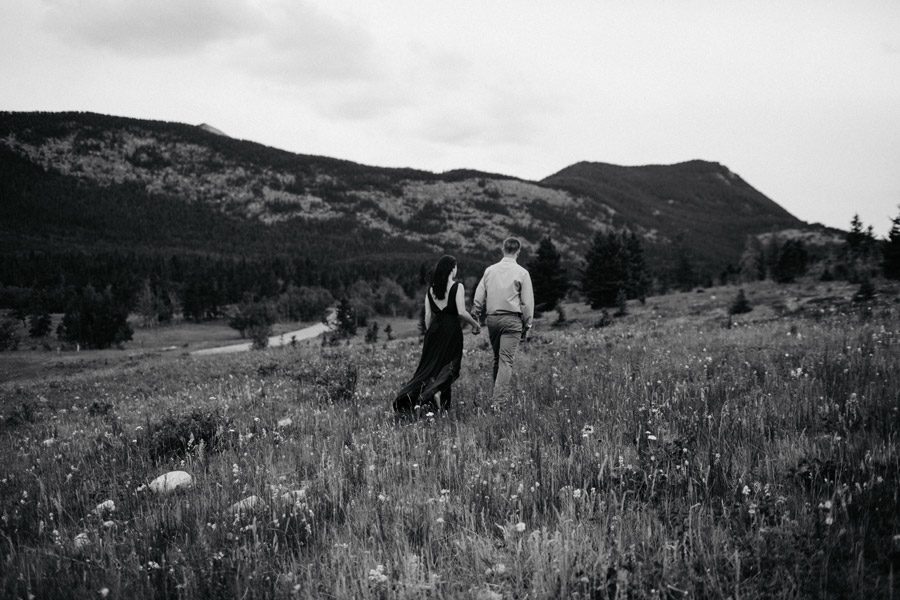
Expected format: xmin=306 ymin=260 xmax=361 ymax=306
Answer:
xmin=190 ymin=323 xmax=331 ymax=356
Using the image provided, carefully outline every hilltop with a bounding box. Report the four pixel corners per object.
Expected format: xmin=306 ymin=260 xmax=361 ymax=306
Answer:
xmin=0 ymin=111 xmax=830 ymax=277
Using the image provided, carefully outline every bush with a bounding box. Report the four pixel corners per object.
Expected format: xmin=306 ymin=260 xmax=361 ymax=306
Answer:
xmin=729 ymin=289 xmax=753 ymax=315
xmin=314 ymin=360 xmax=358 ymax=403
xmin=146 ymin=409 xmax=232 ymax=462
xmin=229 ymin=298 xmax=276 ymax=340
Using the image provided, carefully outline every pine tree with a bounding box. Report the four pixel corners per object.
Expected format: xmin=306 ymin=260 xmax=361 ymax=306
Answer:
xmin=528 ymin=236 xmax=568 ymax=312
xmin=28 ymin=312 xmax=52 ymax=338
xmin=739 ymin=235 xmax=766 ymax=282
xmin=772 ymin=239 xmax=808 ymax=283
xmin=624 ymin=232 xmax=650 ymax=302
xmin=57 ymin=285 xmax=133 ymax=349
xmin=846 ymin=214 xmax=866 ymax=255
xmin=582 ymin=231 xmax=626 ymax=308
xmin=672 ymin=235 xmax=698 ymax=291
xmin=729 ymin=289 xmax=752 ymax=315
xmin=336 ymin=297 xmax=357 ymax=338
xmin=883 ymin=208 xmax=900 ymax=280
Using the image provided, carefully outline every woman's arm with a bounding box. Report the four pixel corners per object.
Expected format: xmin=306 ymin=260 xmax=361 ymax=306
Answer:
xmin=423 ymin=291 xmax=432 ymax=331
xmin=455 ymin=285 xmax=480 ymax=332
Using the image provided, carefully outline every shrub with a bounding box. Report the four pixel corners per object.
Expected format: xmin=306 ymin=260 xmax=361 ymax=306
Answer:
xmin=314 ymin=360 xmax=358 ymax=403
xmin=146 ymin=409 xmax=232 ymax=462
xmin=229 ymin=298 xmax=277 ymax=340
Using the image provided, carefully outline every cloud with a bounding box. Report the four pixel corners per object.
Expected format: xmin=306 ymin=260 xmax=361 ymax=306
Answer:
xmin=229 ymin=2 xmax=379 ymax=84
xmin=41 ymin=0 xmax=260 ymax=56
xmin=41 ymin=0 xmax=378 ymax=84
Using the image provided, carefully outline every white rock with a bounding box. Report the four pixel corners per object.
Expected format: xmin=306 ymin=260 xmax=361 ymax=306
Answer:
xmin=73 ymin=532 xmax=90 ymax=549
xmin=94 ymin=499 xmax=115 ymax=516
xmin=277 ymin=417 xmax=293 ymax=428
xmin=149 ymin=471 xmax=193 ymax=494
xmin=229 ymin=495 xmax=263 ymax=514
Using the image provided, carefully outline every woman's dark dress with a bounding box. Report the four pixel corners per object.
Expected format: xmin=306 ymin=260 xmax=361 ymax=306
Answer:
xmin=393 ymin=282 xmax=463 ymax=414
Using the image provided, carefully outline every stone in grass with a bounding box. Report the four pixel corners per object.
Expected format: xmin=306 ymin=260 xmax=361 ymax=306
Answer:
xmin=149 ymin=470 xmax=193 ymax=494
xmin=93 ymin=499 xmax=116 ymax=516
xmin=277 ymin=417 xmax=293 ymax=428
xmin=229 ymin=495 xmax=264 ymax=514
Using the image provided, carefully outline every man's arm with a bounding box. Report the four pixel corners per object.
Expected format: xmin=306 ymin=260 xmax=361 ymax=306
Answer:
xmin=472 ymin=269 xmax=488 ymax=322
xmin=520 ymin=268 xmax=535 ymax=329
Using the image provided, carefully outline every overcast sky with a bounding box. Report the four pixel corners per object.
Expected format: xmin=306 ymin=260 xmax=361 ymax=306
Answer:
xmin=2 ymin=1 xmax=898 ymax=232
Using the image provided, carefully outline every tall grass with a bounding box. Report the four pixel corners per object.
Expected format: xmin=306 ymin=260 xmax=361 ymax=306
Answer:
xmin=1 ymin=289 xmax=897 ymax=598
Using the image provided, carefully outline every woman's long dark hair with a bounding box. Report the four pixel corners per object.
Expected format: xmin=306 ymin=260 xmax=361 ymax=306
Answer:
xmin=430 ymin=255 xmax=457 ymax=300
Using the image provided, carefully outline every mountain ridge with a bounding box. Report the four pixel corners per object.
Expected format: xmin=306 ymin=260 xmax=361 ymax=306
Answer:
xmin=0 ymin=111 xmax=823 ymax=275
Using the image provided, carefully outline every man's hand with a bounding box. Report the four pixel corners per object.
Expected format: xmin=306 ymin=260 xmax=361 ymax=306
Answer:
xmin=471 ymin=324 xmax=481 ymax=335
xmin=521 ymin=325 xmax=531 ymax=341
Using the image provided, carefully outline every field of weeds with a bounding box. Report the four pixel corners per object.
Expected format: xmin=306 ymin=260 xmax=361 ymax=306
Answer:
xmin=1 ymin=282 xmax=898 ymax=599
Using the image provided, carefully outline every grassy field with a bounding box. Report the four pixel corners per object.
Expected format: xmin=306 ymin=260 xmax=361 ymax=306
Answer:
xmin=0 ymin=280 xmax=898 ymax=599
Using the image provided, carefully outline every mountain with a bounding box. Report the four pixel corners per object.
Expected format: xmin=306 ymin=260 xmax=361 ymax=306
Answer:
xmin=542 ymin=161 xmax=806 ymax=266
xmin=0 ymin=111 xmax=819 ymax=277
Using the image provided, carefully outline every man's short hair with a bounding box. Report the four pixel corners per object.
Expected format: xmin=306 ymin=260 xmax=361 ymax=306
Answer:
xmin=502 ymin=237 xmax=521 ymax=255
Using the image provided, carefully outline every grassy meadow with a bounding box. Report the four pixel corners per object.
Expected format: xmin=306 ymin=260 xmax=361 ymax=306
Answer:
xmin=1 ymin=281 xmax=898 ymax=599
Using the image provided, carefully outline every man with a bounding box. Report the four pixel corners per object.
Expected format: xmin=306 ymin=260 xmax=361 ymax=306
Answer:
xmin=472 ymin=237 xmax=535 ymax=401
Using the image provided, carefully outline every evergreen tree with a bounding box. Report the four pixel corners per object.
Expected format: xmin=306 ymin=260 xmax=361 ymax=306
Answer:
xmin=57 ymin=285 xmax=133 ymax=349
xmin=772 ymin=239 xmax=809 ymax=283
xmin=672 ymin=235 xmax=698 ymax=291
xmin=614 ymin=289 xmax=628 ymax=317
xmin=28 ymin=311 xmax=52 ymax=338
xmin=365 ymin=321 xmax=380 ymax=343
xmin=582 ymin=231 xmax=626 ymax=308
xmin=739 ymin=235 xmax=766 ymax=281
xmin=528 ymin=236 xmax=568 ymax=312
xmin=336 ymin=297 xmax=357 ymax=338
xmin=624 ymin=232 xmax=650 ymax=302
xmin=845 ymin=214 xmax=867 ymax=255
xmin=883 ymin=208 xmax=900 ymax=280
xmin=729 ymin=289 xmax=752 ymax=315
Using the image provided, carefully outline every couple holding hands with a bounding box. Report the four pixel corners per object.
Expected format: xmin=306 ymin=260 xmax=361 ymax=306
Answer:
xmin=393 ymin=237 xmax=534 ymax=414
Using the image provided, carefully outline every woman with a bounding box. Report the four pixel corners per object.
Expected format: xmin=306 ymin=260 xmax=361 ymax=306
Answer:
xmin=393 ymin=255 xmax=480 ymax=414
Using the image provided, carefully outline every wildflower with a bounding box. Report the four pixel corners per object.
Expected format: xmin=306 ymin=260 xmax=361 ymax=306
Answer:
xmin=435 ymin=517 xmax=445 ymax=525
xmin=742 ymin=485 xmax=751 ymax=496
xmin=573 ymin=488 xmax=582 ymax=499
xmin=99 ymin=588 xmax=110 ymax=598
xmin=581 ymin=425 xmax=594 ymax=438
xmin=515 ymin=522 xmax=526 ymax=532
xmin=368 ymin=564 xmax=388 ymax=584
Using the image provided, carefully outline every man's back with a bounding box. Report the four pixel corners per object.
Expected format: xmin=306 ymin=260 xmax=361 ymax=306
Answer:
xmin=473 ymin=257 xmax=534 ymax=327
